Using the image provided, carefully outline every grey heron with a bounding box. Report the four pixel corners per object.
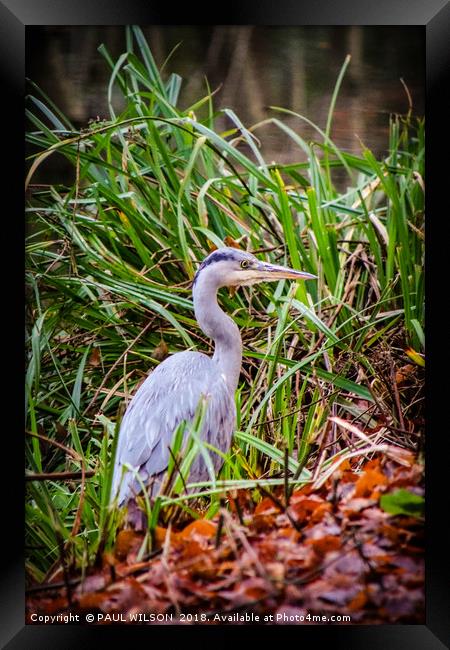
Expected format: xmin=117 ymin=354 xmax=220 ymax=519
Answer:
xmin=111 ymin=247 xmax=316 ymax=507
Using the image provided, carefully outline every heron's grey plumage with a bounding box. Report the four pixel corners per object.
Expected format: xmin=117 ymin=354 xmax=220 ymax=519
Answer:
xmin=111 ymin=350 xmax=236 ymax=504
xmin=111 ymin=247 xmax=316 ymax=506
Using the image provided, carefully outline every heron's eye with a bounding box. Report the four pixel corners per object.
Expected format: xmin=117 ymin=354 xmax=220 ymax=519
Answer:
xmin=240 ymin=260 xmax=250 ymax=269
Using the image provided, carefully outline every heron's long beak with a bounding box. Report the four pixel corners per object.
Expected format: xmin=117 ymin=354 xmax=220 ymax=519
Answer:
xmin=254 ymin=261 xmax=317 ymax=281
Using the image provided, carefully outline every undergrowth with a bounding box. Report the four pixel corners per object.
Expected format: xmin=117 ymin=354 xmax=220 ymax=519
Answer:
xmin=25 ymin=27 xmax=424 ymax=582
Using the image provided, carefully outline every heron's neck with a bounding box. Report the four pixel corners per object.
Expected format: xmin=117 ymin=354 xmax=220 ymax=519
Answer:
xmin=193 ymin=275 xmax=242 ymax=391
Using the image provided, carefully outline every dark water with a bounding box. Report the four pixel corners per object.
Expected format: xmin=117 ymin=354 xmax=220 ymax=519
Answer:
xmin=27 ymin=26 xmax=424 ymax=181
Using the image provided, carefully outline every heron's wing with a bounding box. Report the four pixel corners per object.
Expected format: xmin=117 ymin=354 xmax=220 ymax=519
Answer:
xmin=111 ymin=351 xmax=235 ymax=504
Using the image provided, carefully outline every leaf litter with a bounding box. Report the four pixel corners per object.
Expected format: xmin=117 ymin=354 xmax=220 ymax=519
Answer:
xmin=26 ymin=452 xmax=424 ymax=625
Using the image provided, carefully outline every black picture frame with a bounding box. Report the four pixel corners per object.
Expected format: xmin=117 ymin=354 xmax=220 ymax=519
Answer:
xmin=6 ymin=1 xmax=449 ymax=647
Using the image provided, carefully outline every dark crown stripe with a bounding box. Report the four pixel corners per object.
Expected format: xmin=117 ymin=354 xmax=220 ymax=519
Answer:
xmin=192 ymin=250 xmax=235 ymax=286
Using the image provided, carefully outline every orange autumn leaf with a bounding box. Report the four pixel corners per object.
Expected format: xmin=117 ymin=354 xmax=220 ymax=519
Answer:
xmin=310 ymin=502 xmax=332 ymax=523
xmin=79 ymin=577 xmax=147 ymax=613
xmin=154 ymin=525 xmax=178 ymax=547
xmin=291 ymin=496 xmax=325 ymax=522
xmin=291 ymin=485 xmax=314 ymax=499
xmin=307 ymin=535 xmax=341 ymax=555
xmin=255 ymin=497 xmax=280 ymax=515
xmin=253 ymin=513 xmax=277 ymax=532
xmin=354 ymin=468 xmax=388 ymax=498
xmin=363 ymin=457 xmax=382 ymax=471
xmin=179 ymin=519 xmax=216 ymax=541
xmin=348 ymin=590 xmax=368 ymax=610
xmin=114 ymin=529 xmax=144 ymax=561
xmin=88 ymin=346 xmax=101 ymax=367
xmin=223 ymin=236 xmax=241 ymax=249
xmin=338 ymin=458 xmax=352 ymax=472
xmin=278 ymin=526 xmax=300 ymax=540
xmin=102 ymin=552 xmax=117 ymax=569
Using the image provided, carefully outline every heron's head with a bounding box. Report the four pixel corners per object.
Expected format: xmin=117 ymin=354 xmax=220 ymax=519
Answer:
xmin=193 ymin=247 xmax=316 ymax=290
